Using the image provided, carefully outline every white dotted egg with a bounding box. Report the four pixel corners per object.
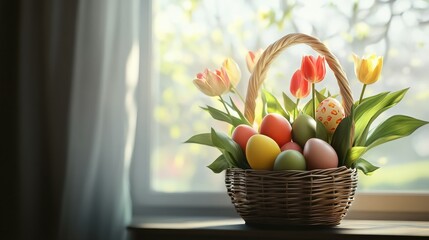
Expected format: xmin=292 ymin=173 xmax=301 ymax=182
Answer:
xmin=315 ymin=97 xmax=345 ymax=134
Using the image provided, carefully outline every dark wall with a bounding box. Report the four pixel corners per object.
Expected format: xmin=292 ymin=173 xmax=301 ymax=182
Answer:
xmin=1 ymin=1 xmax=77 ymax=239
xmin=0 ymin=1 xmax=19 ymax=238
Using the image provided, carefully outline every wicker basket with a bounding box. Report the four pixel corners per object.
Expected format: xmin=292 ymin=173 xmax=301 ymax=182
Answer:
xmin=225 ymin=33 xmax=358 ymax=226
xmin=226 ymin=167 xmax=358 ymax=226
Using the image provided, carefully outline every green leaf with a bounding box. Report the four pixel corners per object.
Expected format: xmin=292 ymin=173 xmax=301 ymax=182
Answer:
xmin=261 ymin=89 xmax=290 ymax=121
xmin=282 ymin=92 xmax=297 ymax=115
xmin=223 ymin=151 xmax=238 ymax=168
xmin=183 ymin=133 xmax=213 ymax=146
xmin=354 ymin=91 xmax=389 ymax=128
xmin=331 ymin=107 xmax=354 ymax=167
xmin=315 ymin=89 xmax=327 ymax=103
xmin=365 ymin=115 xmax=429 ymax=150
xmin=354 ymin=91 xmax=390 ymax=119
xmin=354 ymin=158 xmax=379 ymax=175
xmin=345 ymin=146 xmax=367 ymax=168
xmin=354 ymin=89 xmax=408 ymax=145
xmin=302 ymin=89 xmax=326 ymax=116
xmin=261 ymin=91 xmax=267 ymax=118
xmin=207 ymin=154 xmax=231 ymax=173
xmin=330 ymin=93 xmax=339 ymax=99
xmin=202 ymin=105 xmax=244 ymax=127
xmin=302 ymin=99 xmax=320 ymax=117
xmin=227 ymin=97 xmax=250 ymax=125
xmin=210 ymin=128 xmax=237 ymax=157
xmin=210 ymin=128 xmax=250 ymax=169
xmin=315 ymin=120 xmax=328 ymax=142
xmin=355 ymin=91 xmax=388 ymax=106
xmin=202 ymin=105 xmax=230 ymax=122
xmin=302 ymin=98 xmax=314 ymax=116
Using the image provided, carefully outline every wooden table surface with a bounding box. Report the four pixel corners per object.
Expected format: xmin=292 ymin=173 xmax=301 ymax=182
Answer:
xmin=128 ymin=217 xmax=429 ymax=240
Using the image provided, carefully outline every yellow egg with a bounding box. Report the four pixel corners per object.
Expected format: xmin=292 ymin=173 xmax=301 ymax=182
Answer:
xmin=246 ymin=134 xmax=281 ymax=170
xmin=315 ymin=97 xmax=345 ymax=134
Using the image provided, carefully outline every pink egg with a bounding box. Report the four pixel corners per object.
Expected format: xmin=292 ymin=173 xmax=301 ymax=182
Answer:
xmin=316 ymin=97 xmax=345 ymax=134
xmin=280 ymin=141 xmax=303 ymax=153
xmin=232 ymin=124 xmax=258 ymax=151
xmin=303 ymin=138 xmax=338 ymax=170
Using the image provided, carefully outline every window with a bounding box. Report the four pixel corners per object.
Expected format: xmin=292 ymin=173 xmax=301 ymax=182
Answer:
xmin=133 ymin=0 xmax=429 ymax=218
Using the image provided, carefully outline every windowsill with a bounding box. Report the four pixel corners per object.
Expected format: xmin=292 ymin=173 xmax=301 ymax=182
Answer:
xmin=128 ymin=216 xmax=429 ymax=240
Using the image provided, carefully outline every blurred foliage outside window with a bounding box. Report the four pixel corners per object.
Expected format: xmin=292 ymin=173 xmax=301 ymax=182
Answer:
xmin=150 ymin=0 xmax=429 ymax=193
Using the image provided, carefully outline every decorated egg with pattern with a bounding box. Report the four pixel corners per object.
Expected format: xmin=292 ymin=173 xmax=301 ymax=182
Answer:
xmin=315 ymin=97 xmax=345 ymax=134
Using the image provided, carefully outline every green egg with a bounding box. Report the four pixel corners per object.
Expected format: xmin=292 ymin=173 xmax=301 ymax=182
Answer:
xmin=273 ymin=150 xmax=306 ymax=171
xmin=292 ymin=114 xmax=316 ymax=148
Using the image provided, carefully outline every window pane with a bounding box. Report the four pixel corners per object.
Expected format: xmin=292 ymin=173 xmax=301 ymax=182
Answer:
xmin=151 ymin=0 xmax=429 ymax=193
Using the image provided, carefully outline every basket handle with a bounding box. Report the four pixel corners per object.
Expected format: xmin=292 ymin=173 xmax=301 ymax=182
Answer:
xmin=244 ymin=33 xmax=354 ymax=124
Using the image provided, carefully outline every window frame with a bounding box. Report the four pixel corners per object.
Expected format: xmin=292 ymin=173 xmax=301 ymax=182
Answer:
xmin=132 ymin=0 xmax=429 ymax=221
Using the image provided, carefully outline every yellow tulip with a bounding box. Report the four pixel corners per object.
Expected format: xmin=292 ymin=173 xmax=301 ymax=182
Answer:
xmin=222 ymin=58 xmax=241 ymax=88
xmin=353 ymin=54 xmax=383 ymax=85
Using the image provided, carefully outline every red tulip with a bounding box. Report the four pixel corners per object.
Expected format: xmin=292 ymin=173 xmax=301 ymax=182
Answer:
xmin=289 ymin=69 xmax=310 ymax=99
xmin=300 ymin=55 xmax=326 ymax=83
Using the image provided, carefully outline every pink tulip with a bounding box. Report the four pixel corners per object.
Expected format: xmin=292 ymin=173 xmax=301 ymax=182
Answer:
xmin=300 ymin=55 xmax=326 ymax=83
xmin=290 ymin=69 xmax=310 ymax=99
xmin=245 ymin=49 xmax=264 ymax=73
xmin=193 ymin=68 xmax=230 ymax=96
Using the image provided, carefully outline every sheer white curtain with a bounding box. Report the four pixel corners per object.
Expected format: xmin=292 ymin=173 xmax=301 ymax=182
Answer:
xmin=59 ymin=0 xmax=139 ymax=239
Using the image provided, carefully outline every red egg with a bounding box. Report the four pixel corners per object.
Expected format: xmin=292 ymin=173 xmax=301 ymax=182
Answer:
xmin=232 ymin=124 xmax=258 ymax=151
xmin=260 ymin=113 xmax=292 ymax=147
xmin=280 ymin=141 xmax=303 ymax=153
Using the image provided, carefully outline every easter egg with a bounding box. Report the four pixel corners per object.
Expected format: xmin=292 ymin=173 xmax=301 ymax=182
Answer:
xmin=273 ymin=150 xmax=306 ymax=171
xmin=316 ymin=97 xmax=345 ymax=134
xmin=280 ymin=141 xmax=303 ymax=153
xmin=303 ymin=138 xmax=338 ymax=170
xmin=232 ymin=124 xmax=257 ymax=151
xmin=246 ymin=134 xmax=281 ymax=170
xmin=260 ymin=113 xmax=292 ymax=147
xmin=292 ymin=114 xmax=316 ymax=148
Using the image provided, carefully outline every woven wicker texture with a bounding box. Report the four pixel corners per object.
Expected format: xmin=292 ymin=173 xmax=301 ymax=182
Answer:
xmin=226 ymin=167 xmax=358 ymax=226
xmin=226 ymin=33 xmax=358 ymax=226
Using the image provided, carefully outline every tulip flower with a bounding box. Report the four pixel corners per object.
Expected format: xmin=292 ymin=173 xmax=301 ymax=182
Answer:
xmin=300 ymin=55 xmax=326 ymax=119
xmin=290 ymin=69 xmax=311 ymax=120
xmin=353 ymin=54 xmax=384 ymax=104
xmin=222 ymin=58 xmax=241 ymax=88
xmin=193 ymin=67 xmax=233 ymax=117
xmin=353 ymin=54 xmax=383 ymax=85
xmin=290 ymin=69 xmax=310 ymax=99
xmin=300 ymin=55 xmax=326 ymax=83
xmin=193 ymin=68 xmax=230 ymax=97
xmin=245 ymin=49 xmax=264 ymax=73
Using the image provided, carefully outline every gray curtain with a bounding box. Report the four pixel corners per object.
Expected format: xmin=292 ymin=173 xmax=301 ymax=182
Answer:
xmin=7 ymin=0 xmax=140 ymax=239
xmin=59 ymin=0 xmax=139 ymax=239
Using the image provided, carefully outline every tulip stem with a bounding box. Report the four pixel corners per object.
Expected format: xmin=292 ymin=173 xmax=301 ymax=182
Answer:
xmin=295 ymin=98 xmax=300 ymax=121
xmin=219 ymin=95 xmax=231 ymax=116
xmin=358 ymin=84 xmax=367 ymax=105
xmin=231 ymin=86 xmax=245 ymax=104
xmin=312 ymin=83 xmax=316 ymax=119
